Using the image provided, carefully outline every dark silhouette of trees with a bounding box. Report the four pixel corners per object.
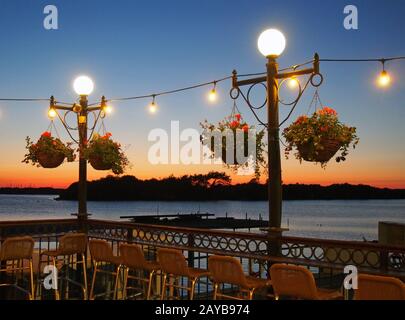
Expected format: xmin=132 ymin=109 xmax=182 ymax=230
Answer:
xmin=55 ymin=172 xmax=405 ymax=201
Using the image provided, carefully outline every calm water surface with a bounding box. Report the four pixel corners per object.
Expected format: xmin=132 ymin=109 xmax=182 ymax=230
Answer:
xmin=0 ymin=195 xmax=404 ymax=241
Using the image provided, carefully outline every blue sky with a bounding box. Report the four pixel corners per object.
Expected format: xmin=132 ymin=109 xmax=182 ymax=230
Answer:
xmin=0 ymin=0 xmax=404 ymax=187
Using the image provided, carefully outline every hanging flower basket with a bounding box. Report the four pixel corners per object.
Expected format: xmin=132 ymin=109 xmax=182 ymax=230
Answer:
xmin=88 ymin=156 xmax=112 ymax=171
xmin=22 ymin=132 xmax=76 ymax=168
xmin=84 ymin=132 xmax=129 ymax=175
xmin=200 ymin=114 xmax=266 ymax=178
xmin=283 ymin=107 xmax=359 ymax=166
xmin=36 ymin=151 xmax=66 ymax=168
xmin=297 ymin=138 xmax=342 ymax=162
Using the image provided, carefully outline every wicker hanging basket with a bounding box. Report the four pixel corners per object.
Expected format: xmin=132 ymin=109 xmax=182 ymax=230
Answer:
xmin=297 ymin=138 xmax=342 ymax=162
xmin=89 ymin=156 xmax=112 ymax=171
xmin=210 ymin=134 xmax=248 ymax=165
xmin=37 ymin=151 xmax=65 ymax=168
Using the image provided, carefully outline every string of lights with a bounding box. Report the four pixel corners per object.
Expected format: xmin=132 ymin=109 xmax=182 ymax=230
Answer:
xmin=0 ymin=55 xmax=404 ymax=113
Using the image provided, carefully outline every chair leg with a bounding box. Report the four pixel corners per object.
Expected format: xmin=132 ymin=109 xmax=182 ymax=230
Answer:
xmin=213 ymin=283 xmax=218 ymax=300
xmin=29 ymin=259 xmax=35 ymax=300
xmin=146 ymin=270 xmax=155 ymax=300
xmin=190 ymin=278 xmax=196 ymax=300
xmin=248 ymin=289 xmax=254 ymax=300
xmin=81 ymin=254 xmax=88 ymax=300
xmin=122 ymin=267 xmax=129 ymax=300
xmin=113 ymin=265 xmax=121 ymax=300
xmin=90 ymin=261 xmax=98 ymax=300
xmin=161 ymin=274 xmax=167 ymax=300
xmin=52 ymin=257 xmax=60 ymax=300
xmin=36 ymin=254 xmax=43 ymax=299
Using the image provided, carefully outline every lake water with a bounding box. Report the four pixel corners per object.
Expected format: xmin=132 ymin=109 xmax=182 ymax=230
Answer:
xmin=0 ymin=194 xmax=404 ymax=241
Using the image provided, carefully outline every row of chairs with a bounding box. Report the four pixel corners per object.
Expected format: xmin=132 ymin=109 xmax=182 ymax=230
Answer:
xmin=1 ymin=233 xmax=405 ymax=300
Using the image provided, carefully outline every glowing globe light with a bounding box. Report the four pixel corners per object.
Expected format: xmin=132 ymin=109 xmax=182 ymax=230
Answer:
xmin=48 ymin=108 xmax=57 ymax=119
xmin=73 ymin=75 xmax=94 ymax=96
xmin=257 ymin=29 xmax=286 ymax=57
xmin=377 ymin=70 xmax=391 ymax=87
xmin=208 ymin=88 xmax=217 ymax=102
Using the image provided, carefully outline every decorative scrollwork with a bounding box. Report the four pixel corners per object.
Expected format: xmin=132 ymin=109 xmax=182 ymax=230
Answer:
xmin=310 ymin=72 xmax=324 ymax=87
xmin=246 ymin=82 xmax=267 ymax=110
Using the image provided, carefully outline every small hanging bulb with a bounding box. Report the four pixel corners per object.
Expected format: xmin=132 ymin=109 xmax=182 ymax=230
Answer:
xmin=104 ymin=105 xmax=113 ymax=114
xmin=208 ymin=82 xmax=217 ymax=103
xmin=48 ymin=96 xmax=57 ymax=119
xmin=48 ymin=108 xmax=57 ymax=119
xmin=100 ymin=96 xmax=113 ymax=116
xmin=287 ymin=77 xmax=299 ymax=89
xmin=148 ymin=95 xmax=157 ymax=114
xmin=377 ymin=60 xmax=391 ymax=87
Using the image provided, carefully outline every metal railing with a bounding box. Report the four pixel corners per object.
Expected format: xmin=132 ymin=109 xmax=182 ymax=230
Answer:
xmin=1 ymin=218 xmax=405 ymax=299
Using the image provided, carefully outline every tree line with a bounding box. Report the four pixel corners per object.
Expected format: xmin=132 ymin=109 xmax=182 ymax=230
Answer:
xmin=54 ymin=172 xmax=405 ymax=201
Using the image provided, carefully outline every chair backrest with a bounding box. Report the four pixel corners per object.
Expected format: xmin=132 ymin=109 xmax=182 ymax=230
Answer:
xmin=354 ymin=274 xmax=405 ymax=300
xmin=208 ymin=255 xmax=248 ymax=287
xmin=58 ymin=233 xmax=87 ymax=255
xmin=270 ymin=264 xmax=319 ymax=300
xmin=89 ymin=239 xmax=115 ymax=262
xmin=157 ymin=248 xmax=189 ymax=276
xmin=0 ymin=236 xmax=35 ymax=261
xmin=120 ymin=243 xmax=147 ymax=269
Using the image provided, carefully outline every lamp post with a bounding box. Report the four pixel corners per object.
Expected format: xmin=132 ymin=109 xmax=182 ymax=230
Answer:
xmin=232 ymin=29 xmax=320 ymax=239
xmin=50 ymin=75 xmax=107 ymax=221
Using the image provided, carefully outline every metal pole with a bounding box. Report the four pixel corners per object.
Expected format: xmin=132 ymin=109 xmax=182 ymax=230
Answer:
xmin=266 ymin=56 xmax=282 ymax=229
xmin=78 ymin=95 xmax=88 ymax=220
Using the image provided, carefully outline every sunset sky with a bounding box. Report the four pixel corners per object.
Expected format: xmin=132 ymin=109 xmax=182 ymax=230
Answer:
xmin=0 ymin=0 xmax=404 ymax=188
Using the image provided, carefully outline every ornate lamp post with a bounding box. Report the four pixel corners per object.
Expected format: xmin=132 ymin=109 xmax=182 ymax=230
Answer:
xmin=232 ymin=29 xmax=320 ymax=238
xmin=49 ymin=75 xmax=109 ymax=221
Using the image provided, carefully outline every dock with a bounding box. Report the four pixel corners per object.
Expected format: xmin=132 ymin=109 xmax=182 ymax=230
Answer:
xmin=119 ymin=213 xmax=268 ymax=230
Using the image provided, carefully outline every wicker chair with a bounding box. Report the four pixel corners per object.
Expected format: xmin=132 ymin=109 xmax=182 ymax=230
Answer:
xmin=89 ymin=239 xmax=123 ymax=300
xmin=270 ymin=264 xmax=343 ymax=300
xmin=38 ymin=233 xmax=88 ymax=300
xmin=354 ymin=274 xmax=405 ymax=300
xmin=157 ymin=248 xmax=209 ymax=300
xmin=208 ymin=255 xmax=272 ymax=300
xmin=0 ymin=236 xmax=35 ymax=300
xmin=120 ymin=243 xmax=161 ymax=300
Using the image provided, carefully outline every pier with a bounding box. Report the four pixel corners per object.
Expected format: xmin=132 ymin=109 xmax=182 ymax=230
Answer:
xmin=119 ymin=213 xmax=268 ymax=230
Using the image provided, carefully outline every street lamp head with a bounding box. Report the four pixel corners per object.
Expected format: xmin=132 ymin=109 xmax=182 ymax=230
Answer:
xmin=257 ymin=29 xmax=286 ymax=58
xmin=73 ymin=75 xmax=94 ymax=96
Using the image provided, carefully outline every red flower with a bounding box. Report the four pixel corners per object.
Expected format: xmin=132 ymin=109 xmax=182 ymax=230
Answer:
xmin=235 ymin=114 xmax=241 ymax=121
xmin=105 ymin=132 xmax=112 ymax=138
xmin=320 ymin=126 xmax=329 ymax=132
xmin=318 ymin=106 xmax=337 ymax=116
xmin=41 ymin=131 xmax=51 ymax=138
xmin=230 ymin=121 xmax=240 ymax=129
xmin=242 ymin=124 xmax=249 ymax=132
xmin=295 ymin=115 xmax=308 ymax=125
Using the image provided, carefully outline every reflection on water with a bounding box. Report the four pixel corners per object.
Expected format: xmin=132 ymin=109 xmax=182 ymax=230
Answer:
xmin=0 ymin=195 xmax=404 ymax=241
